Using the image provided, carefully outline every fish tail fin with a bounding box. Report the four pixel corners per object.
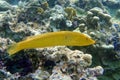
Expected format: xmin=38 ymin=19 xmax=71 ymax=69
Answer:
xmin=7 ymin=43 xmax=21 ymax=55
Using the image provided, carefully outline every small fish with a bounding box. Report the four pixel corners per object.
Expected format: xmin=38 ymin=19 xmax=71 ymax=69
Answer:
xmin=7 ymin=31 xmax=95 ymax=55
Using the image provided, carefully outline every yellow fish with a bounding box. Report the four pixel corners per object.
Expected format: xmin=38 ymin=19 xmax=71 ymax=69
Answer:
xmin=7 ymin=31 xmax=95 ymax=55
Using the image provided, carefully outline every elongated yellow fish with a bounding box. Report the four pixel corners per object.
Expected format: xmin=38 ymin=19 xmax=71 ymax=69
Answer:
xmin=7 ymin=31 xmax=95 ymax=55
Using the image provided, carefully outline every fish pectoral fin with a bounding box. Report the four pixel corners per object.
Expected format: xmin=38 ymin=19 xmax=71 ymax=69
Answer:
xmin=7 ymin=43 xmax=19 ymax=55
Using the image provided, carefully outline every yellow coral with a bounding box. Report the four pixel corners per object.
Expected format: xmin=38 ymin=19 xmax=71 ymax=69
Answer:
xmin=64 ymin=7 xmax=77 ymax=20
xmin=37 ymin=2 xmax=49 ymax=14
xmin=41 ymin=1 xmax=49 ymax=10
xmin=37 ymin=7 xmax=44 ymax=14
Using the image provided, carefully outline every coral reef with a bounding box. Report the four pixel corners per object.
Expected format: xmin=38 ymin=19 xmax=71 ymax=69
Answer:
xmin=73 ymin=7 xmax=112 ymax=32
xmin=0 ymin=1 xmax=13 ymax=11
xmin=0 ymin=46 xmax=103 ymax=80
xmin=0 ymin=0 xmax=120 ymax=80
xmin=102 ymin=0 xmax=120 ymax=9
xmin=49 ymin=5 xmax=67 ymax=31
xmin=115 ymin=9 xmax=120 ymax=19
xmin=75 ymin=0 xmax=105 ymax=11
xmin=75 ymin=23 xmax=120 ymax=80
xmin=72 ymin=6 xmax=120 ymax=80
xmin=86 ymin=7 xmax=112 ymax=29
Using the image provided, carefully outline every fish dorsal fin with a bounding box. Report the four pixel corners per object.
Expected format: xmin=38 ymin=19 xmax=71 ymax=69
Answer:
xmin=26 ymin=35 xmax=35 ymax=39
xmin=23 ymin=35 xmax=35 ymax=41
xmin=23 ymin=34 xmax=42 ymax=41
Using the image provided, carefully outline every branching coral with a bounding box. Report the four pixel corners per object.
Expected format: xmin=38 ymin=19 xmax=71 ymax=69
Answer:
xmin=37 ymin=7 xmax=44 ymax=14
xmin=86 ymin=7 xmax=112 ymax=29
xmin=64 ymin=7 xmax=77 ymax=20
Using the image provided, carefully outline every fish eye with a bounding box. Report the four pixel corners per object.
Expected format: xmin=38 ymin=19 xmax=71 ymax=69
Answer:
xmin=86 ymin=37 xmax=89 ymax=41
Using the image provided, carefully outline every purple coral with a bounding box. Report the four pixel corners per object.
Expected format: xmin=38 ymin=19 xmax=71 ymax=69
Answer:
xmin=113 ymin=41 xmax=120 ymax=51
xmin=0 ymin=61 xmax=4 ymax=69
xmin=105 ymin=21 xmax=120 ymax=48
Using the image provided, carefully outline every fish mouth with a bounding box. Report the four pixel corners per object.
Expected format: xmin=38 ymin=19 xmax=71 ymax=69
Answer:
xmin=92 ymin=40 xmax=95 ymax=44
xmin=90 ymin=39 xmax=95 ymax=45
xmin=82 ymin=39 xmax=95 ymax=46
xmin=88 ymin=38 xmax=95 ymax=45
